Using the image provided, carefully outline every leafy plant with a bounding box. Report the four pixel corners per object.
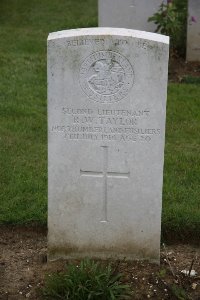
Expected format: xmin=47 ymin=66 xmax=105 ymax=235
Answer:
xmin=148 ymin=0 xmax=187 ymax=55
xmin=170 ymin=284 xmax=188 ymax=300
xmin=156 ymin=268 xmax=167 ymax=278
xmin=41 ymin=259 xmax=131 ymax=300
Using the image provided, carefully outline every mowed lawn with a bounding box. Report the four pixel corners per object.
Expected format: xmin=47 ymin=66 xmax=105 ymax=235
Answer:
xmin=0 ymin=0 xmax=199 ymax=241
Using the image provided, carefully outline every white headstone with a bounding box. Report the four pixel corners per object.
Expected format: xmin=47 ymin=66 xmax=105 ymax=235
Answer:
xmin=48 ymin=28 xmax=169 ymax=263
xmin=187 ymin=0 xmax=200 ymax=61
xmin=99 ymin=0 xmax=167 ymax=32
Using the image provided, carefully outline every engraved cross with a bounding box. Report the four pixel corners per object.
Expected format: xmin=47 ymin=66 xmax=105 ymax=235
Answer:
xmin=80 ymin=146 xmax=130 ymax=222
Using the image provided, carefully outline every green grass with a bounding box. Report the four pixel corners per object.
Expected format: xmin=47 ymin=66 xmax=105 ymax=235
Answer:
xmin=163 ymin=84 xmax=200 ymax=241
xmin=182 ymin=75 xmax=200 ymax=84
xmin=0 ymin=0 xmax=97 ymax=224
xmin=0 ymin=0 xmax=200 ymax=241
xmin=41 ymin=259 xmax=131 ymax=299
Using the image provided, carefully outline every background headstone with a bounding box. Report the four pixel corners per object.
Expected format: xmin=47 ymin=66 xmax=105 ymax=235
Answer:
xmin=48 ymin=28 xmax=169 ymax=263
xmin=98 ymin=0 xmax=167 ymax=32
xmin=187 ymin=0 xmax=200 ymax=61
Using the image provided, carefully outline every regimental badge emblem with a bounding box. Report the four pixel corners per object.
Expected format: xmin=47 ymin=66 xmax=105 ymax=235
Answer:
xmin=79 ymin=51 xmax=134 ymax=103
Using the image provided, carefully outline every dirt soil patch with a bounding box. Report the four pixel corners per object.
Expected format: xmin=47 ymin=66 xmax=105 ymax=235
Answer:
xmin=169 ymin=57 xmax=200 ymax=83
xmin=0 ymin=226 xmax=200 ymax=300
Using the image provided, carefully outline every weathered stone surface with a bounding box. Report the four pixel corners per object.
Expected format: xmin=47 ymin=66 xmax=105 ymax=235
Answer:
xmin=187 ymin=0 xmax=200 ymax=61
xmin=48 ymin=28 xmax=169 ymax=263
xmin=98 ymin=0 xmax=167 ymax=32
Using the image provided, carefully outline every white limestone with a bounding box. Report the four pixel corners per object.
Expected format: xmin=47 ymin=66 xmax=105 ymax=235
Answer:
xmin=99 ymin=0 xmax=167 ymax=32
xmin=48 ymin=27 xmax=169 ymax=263
xmin=187 ymin=0 xmax=200 ymax=61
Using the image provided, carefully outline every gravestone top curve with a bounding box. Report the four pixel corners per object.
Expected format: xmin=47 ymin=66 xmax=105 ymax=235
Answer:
xmin=48 ymin=27 xmax=169 ymax=45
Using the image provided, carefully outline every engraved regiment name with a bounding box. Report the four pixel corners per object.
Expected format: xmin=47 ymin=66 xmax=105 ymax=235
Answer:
xmin=80 ymin=51 xmax=134 ymax=103
xmin=51 ymin=107 xmax=161 ymax=143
